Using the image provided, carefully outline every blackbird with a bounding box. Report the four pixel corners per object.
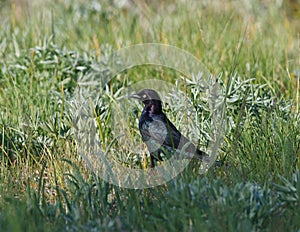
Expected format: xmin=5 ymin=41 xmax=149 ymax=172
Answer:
xmin=130 ymin=89 xmax=209 ymax=168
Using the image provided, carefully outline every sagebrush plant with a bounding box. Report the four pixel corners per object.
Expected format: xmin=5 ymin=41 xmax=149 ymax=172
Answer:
xmin=1 ymin=0 xmax=300 ymax=231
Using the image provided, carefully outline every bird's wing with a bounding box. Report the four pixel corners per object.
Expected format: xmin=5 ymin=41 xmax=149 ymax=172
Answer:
xmin=164 ymin=117 xmax=199 ymax=156
xmin=140 ymin=114 xmax=182 ymax=149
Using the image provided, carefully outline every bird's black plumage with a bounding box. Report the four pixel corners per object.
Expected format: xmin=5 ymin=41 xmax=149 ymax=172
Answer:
xmin=130 ymin=89 xmax=209 ymax=168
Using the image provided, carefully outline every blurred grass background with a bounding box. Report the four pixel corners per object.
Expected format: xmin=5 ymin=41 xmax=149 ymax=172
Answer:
xmin=0 ymin=0 xmax=300 ymax=231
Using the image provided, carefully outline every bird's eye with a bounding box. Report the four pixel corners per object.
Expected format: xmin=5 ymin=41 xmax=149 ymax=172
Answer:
xmin=142 ymin=94 xmax=147 ymax=98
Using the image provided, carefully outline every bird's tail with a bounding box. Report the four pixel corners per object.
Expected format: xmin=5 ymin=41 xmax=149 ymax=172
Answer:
xmin=196 ymin=149 xmax=210 ymax=163
xmin=180 ymin=141 xmax=225 ymax=168
xmin=196 ymin=149 xmax=224 ymax=167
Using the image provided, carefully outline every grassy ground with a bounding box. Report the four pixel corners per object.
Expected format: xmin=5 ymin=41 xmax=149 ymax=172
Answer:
xmin=0 ymin=0 xmax=300 ymax=231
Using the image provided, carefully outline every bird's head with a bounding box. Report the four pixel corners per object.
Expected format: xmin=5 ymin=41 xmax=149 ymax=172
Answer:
xmin=129 ymin=89 xmax=162 ymax=113
xmin=129 ymin=89 xmax=162 ymax=103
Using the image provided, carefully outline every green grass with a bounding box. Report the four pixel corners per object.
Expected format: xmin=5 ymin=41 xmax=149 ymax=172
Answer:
xmin=0 ymin=0 xmax=300 ymax=231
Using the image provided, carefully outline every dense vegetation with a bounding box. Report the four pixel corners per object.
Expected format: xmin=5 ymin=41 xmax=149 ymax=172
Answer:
xmin=0 ymin=0 xmax=299 ymax=231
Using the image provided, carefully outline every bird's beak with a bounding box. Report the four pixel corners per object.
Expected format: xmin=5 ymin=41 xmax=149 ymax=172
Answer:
xmin=128 ymin=93 xmax=141 ymax=100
